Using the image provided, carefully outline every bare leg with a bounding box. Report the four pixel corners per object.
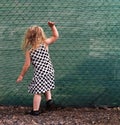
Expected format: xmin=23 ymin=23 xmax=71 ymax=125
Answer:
xmin=44 ymin=90 xmax=52 ymax=101
xmin=33 ymin=94 xmax=41 ymax=111
xmin=45 ymin=90 xmax=56 ymax=110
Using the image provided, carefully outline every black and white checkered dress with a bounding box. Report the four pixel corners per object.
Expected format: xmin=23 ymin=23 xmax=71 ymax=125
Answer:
xmin=28 ymin=44 xmax=55 ymax=94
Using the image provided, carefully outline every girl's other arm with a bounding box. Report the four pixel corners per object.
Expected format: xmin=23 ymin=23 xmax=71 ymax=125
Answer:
xmin=16 ymin=50 xmax=31 ymax=83
xmin=45 ymin=21 xmax=59 ymax=45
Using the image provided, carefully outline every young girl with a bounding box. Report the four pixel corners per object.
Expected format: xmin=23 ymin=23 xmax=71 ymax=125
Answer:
xmin=16 ymin=21 xmax=59 ymax=116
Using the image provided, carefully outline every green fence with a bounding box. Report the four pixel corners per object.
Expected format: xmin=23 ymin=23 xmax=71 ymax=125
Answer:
xmin=0 ymin=0 xmax=120 ymax=107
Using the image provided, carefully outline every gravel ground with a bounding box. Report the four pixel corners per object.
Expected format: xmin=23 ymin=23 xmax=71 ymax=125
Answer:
xmin=0 ymin=106 xmax=120 ymax=125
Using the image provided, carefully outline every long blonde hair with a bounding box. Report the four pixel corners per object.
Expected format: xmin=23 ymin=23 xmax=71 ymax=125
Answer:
xmin=22 ymin=26 xmax=47 ymax=51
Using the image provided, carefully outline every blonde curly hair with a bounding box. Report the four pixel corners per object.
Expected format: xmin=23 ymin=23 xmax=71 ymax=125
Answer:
xmin=22 ymin=26 xmax=47 ymax=51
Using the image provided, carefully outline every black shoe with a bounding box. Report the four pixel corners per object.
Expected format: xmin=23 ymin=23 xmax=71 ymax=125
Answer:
xmin=30 ymin=110 xmax=41 ymax=116
xmin=46 ymin=99 xmax=56 ymax=111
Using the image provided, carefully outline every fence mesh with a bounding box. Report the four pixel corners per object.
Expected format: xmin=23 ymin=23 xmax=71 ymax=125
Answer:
xmin=0 ymin=0 xmax=120 ymax=107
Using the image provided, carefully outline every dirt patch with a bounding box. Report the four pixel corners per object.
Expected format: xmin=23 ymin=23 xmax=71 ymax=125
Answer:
xmin=0 ymin=106 xmax=120 ymax=125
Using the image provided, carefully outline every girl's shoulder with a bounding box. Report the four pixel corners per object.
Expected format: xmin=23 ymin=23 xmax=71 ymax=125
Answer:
xmin=25 ymin=49 xmax=31 ymax=55
xmin=26 ymin=48 xmax=32 ymax=53
xmin=40 ymin=42 xmax=49 ymax=51
xmin=28 ymin=43 xmax=49 ymax=52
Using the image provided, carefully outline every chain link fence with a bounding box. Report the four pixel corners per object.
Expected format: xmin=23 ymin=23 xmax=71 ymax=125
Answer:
xmin=0 ymin=0 xmax=120 ymax=107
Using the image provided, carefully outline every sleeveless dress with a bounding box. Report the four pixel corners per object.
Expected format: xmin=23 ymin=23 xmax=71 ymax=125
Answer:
xmin=28 ymin=44 xmax=55 ymax=94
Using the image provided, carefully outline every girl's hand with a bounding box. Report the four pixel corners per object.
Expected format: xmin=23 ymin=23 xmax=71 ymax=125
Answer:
xmin=48 ymin=21 xmax=55 ymax=27
xmin=16 ymin=75 xmax=23 ymax=83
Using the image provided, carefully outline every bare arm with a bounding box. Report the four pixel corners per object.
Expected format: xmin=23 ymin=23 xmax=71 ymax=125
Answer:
xmin=16 ymin=50 xmax=31 ymax=83
xmin=45 ymin=21 xmax=59 ymax=45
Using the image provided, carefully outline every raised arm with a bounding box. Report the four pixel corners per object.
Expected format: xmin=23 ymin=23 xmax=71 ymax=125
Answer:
xmin=45 ymin=21 xmax=59 ymax=45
